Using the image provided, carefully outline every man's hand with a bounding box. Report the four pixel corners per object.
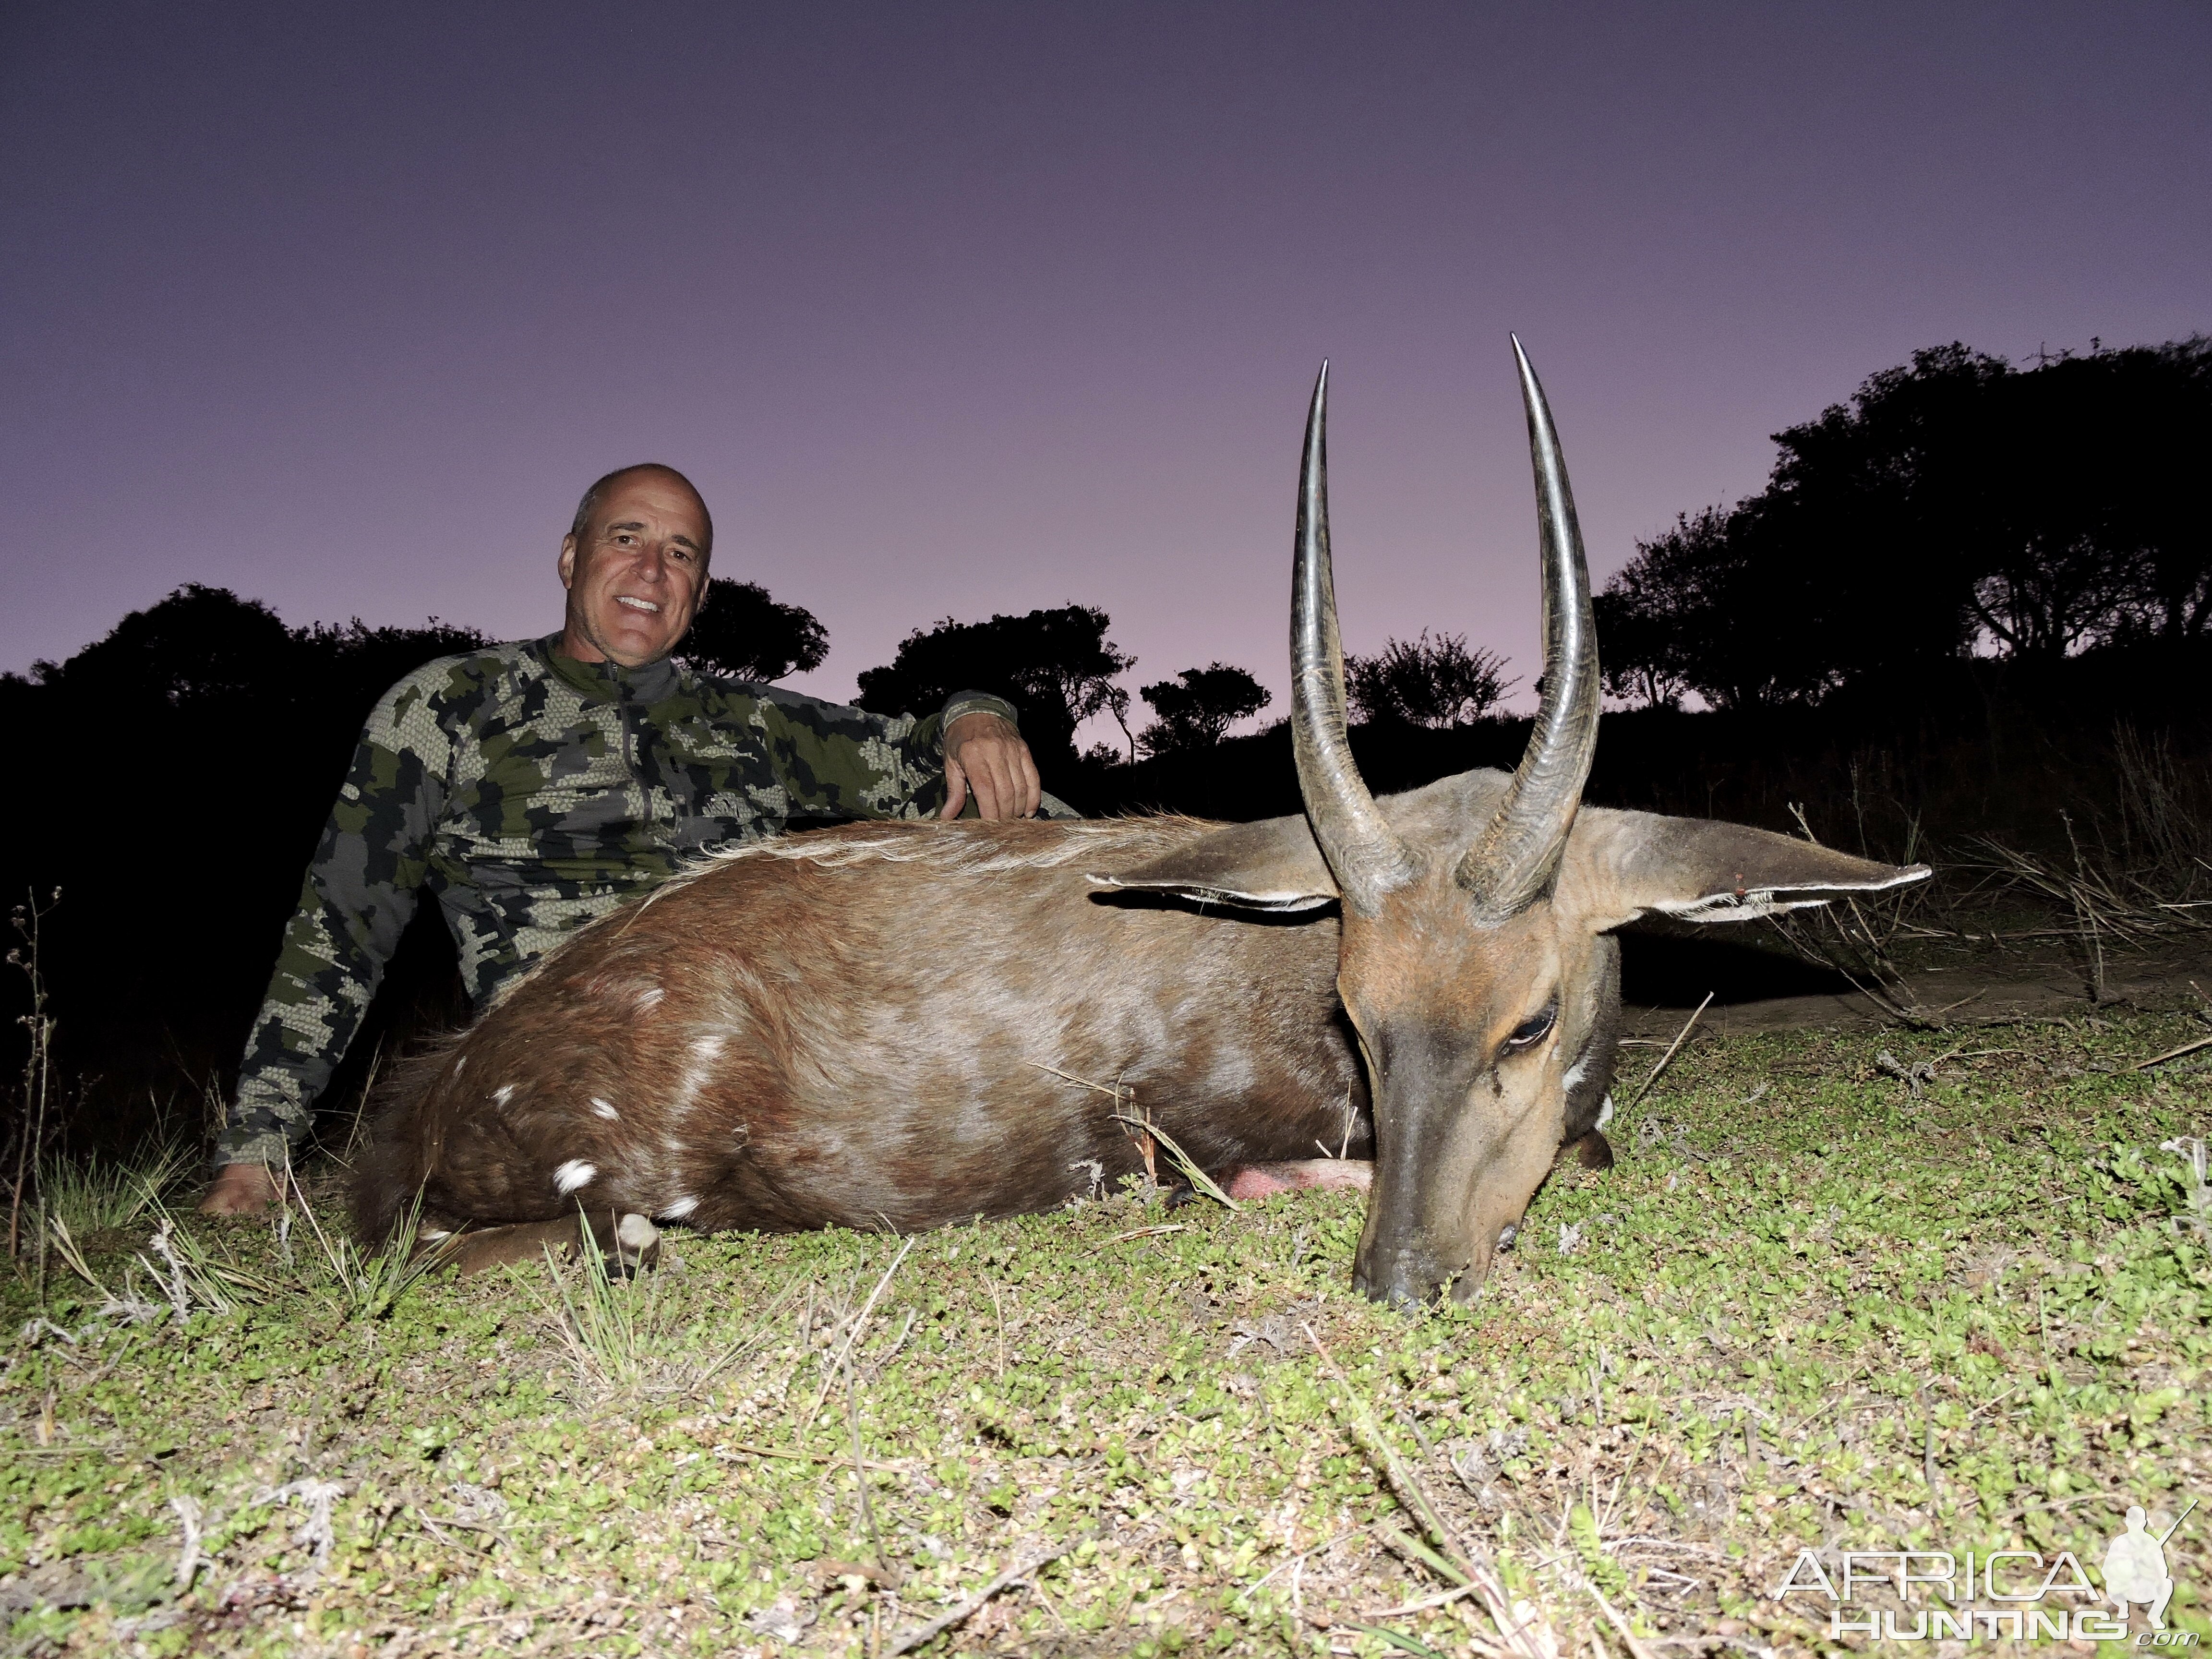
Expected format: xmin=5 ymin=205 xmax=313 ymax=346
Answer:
xmin=941 ymin=712 xmax=1041 ymax=820
xmin=199 ymin=1162 xmax=282 ymax=1215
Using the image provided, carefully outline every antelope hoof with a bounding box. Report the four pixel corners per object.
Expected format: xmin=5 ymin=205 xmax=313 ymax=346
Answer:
xmin=1566 ymin=1129 xmax=1615 ymax=1171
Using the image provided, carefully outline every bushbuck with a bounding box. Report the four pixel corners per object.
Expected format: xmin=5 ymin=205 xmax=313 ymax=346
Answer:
xmin=357 ymin=342 xmax=1927 ymax=1306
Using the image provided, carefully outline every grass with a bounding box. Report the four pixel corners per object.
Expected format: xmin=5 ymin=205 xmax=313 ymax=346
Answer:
xmin=0 ymin=1010 xmax=2207 ymax=1658
xmin=34 ymin=1139 xmax=194 ymax=1239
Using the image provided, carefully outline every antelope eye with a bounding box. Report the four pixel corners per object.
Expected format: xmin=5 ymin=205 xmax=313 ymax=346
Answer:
xmin=1506 ymin=1007 xmax=1557 ymax=1050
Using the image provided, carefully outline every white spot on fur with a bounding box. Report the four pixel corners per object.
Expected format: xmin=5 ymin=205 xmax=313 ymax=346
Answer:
xmin=636 ymin=986 xmax=664 ymax=1012
xmin=691 ymin=1033 xmax=725 ymax=1064
xmin=658 ymin=1195 xmax=699 ymax=1221
xmin=1563 ymin=1055 xmax=1589 ymax=1093
xmin=553 ymin=1159 xmax=597 ymax=1195
xmin=453 ymin=1054 xmax=466 ymax=1075
xmin=493 ymin=1084 xmax=515 ymax=1106
xmin=1595 ymin=1093 xmax=1616 ymax=1130
xmin=615 ymin=1213 xmax=661 ymax=1251
xmin=590 ymin=1097 xmax=620 ymax=1120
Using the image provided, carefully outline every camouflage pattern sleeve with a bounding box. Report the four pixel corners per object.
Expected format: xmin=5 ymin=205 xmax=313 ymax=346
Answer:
xmin=216 ymin=669 xmax=455 ymax=1166
xmin=745 ymin=688 xmax=1021 ymax=822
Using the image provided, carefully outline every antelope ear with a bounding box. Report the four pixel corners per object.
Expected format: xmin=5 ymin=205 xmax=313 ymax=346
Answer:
xmin=1088 ymin=815 xmax=1339 ymax=911
xmin=1560 ymin=807 xmax=1931 ymax=932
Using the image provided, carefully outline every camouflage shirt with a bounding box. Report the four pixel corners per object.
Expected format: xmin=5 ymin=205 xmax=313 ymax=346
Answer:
xmin=219 ymin=635 xmax=1021 ymax=1166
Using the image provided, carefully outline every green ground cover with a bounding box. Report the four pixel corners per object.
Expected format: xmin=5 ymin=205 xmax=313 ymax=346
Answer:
xmin=3 ymin=1010 xmax=2207 ymax=1658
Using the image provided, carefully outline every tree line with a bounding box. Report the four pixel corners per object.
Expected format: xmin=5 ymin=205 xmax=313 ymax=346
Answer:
xmin=8 ymin=333 xmax=2202 ymax=758
xmin=1596 ymin=337 xmax=2210 ymax=709
xmin=2 ymin=586 xmax=1506 ymax=775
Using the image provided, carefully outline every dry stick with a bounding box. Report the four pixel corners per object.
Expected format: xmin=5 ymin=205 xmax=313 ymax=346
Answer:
xmin=844 ymin=1347 xmax=901 ymax=1587
xmin=1586 ymin=1582 xmax=1658 ymax=1659
xmin=691 ymin=1274 xmax=807 ymax=1399
xmin=1364 ymin=1582 xmax=1480 ymax=1619
xmin=1304 ymin=1323 xmax=1554 ymax=1659
xmin=888 ymin=1539 xmax=1078 ymax=1656
xmin=1033 ymin=1063 xmax=1159 ymax=1187
xmin=1618 ymin=994 xmax=1714 ymax=1116
xmin=1236 ymin=1524 xmax=1365 ymax=1604
xmin=1036 ymin=1061 xmax=1245 ymax=1210
xmin=801 ymin=1235 xmax=915 ymax=1432
xmin=723 ymin=1441 xmax=907 ymax=1473
xmin=1114 ymin=1109 xmax=1241 ymax=1211
xmin=1302 ymin=1324 xmax=1468 ymax=1565
xmin=2136 ymin=1033 xmax=2212 ymax=1071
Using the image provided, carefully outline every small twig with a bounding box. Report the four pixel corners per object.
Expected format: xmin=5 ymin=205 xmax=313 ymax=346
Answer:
xmin=2136 ymin=1033 xmax=2212 ymax=1071
xmin=845 ymin=1344 xmax=902 ymax=1587
xmin=170 ymin=1494 xmax=204 ymax=1590
xmin=1587 ymin=1581 xmax=1658 ymax=1659
xmin=1109 ymin=1224 xmax=1187 ymax=1244
xmin=802 ymin=1236 xmax=914 ymax=1432
xmin=888 ymin=1540 xmax=1077 ymax=1655
xmin=1304 ymin=1324 xmax=1470 ymax=1571
xmin=1620 ymin=994 xmax=1713 ymax=1115
xmin=1363 ymin=1582 xmax=1479 ymax=1619
xmin=1111 ymin=1109 xmax=1240 ymax=1211
xmin=416 ymin=1509 xmax=502 ymax=1555
xmin=1236 ymin=1525 xmax=1363 ymax=1604
xmin=722 ymin=1441 xmax=908 ymax=1473
xmin=1374 ymin=1520 xmax=1471 ymax=1587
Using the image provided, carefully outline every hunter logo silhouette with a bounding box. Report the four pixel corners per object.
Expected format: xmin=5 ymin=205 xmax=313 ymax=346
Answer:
xmin=2103 ymin=1500 xmax=2193 ymax=1631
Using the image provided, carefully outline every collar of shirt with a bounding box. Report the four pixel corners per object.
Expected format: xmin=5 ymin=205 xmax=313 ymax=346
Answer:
xmin=532 ymin=633 xmax=683 ymax=706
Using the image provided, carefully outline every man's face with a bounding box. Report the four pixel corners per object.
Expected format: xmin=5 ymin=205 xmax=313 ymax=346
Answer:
xmin=557 ymin=470 xmax=709 ymax=667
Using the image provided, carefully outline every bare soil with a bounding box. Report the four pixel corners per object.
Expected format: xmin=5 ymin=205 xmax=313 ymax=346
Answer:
xmin=1617 ymin=923 xmax=2212 ymax=1039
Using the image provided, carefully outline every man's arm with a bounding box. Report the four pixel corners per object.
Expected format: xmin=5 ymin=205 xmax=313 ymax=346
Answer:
xmin=204 ymin=677 xmax=449 ymax=1205
xmin=752 ymin=687 xmax=1044 ymax=821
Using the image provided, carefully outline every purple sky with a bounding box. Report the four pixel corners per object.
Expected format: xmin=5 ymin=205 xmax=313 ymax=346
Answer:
xmin=5 ymin=2 xmax=2206 ymax=743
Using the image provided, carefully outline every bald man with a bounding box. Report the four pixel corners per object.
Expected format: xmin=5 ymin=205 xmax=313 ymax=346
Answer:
xmin=204 ymin=463 xmax=1049 ymax=1213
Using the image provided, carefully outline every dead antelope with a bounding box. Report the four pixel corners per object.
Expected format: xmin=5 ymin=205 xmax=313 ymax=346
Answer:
xmin=357 ymin=341 xmax=1927 ymax=1306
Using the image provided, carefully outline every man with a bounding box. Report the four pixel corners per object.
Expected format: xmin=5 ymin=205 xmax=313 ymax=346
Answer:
xmin=203 ymin=463 xmax=1045 ymax=1213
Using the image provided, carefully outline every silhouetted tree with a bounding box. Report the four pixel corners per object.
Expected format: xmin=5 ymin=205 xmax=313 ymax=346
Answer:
xmin=25 ymin=583 xmax=295 ymax=709
xmin=1346 ymin=631 xmax=1517 ymax=727
xmin=676 ymin=577 xmax=829 ymax=683
xmin=1596 ymin=336 xmax=2212 ymax=706
xmin=295 ymin=616 xmax=494 ymax=714
xmin=15 ymin=585 xmax=489 ymax=719
xmin=854 ymin=604 xmax=1134 ymax=764
xmin=1136 ymin=663 xmax=1271 ymax=756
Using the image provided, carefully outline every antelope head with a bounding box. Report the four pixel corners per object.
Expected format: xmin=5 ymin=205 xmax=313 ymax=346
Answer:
xmin=1096 ymin=342 xmax=1929 ymax=1307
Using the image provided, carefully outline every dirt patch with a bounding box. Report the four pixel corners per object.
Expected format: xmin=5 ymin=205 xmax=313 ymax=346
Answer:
xmin=1618 ymin=924 xmax=2212 ymax=1038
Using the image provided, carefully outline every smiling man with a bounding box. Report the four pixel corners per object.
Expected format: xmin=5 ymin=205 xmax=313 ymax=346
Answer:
xmin=202 ymin=463 xmax=1046 ymax=1212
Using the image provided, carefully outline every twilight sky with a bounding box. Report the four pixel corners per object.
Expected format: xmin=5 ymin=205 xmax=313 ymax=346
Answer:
xmin=4 ymin=2 xmax=2206 ymax=739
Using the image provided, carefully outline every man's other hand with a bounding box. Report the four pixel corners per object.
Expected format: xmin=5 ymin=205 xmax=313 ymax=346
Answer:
xmin=941 ymin=713 xmax=1041 ymax=820
xmin=200 ymin=1163 xmax=282 ymax=1214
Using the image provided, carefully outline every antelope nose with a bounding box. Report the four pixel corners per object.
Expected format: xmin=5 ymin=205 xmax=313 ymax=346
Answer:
xmin=1353 ymin=1247 xmax=1445 ymax=1310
